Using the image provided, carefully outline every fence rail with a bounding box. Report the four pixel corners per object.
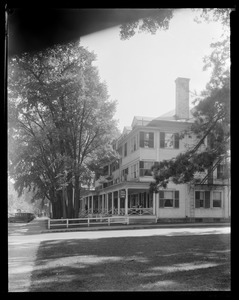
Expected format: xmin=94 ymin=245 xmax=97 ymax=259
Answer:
xmin=48 ymin=216 xmax=129 ymax=230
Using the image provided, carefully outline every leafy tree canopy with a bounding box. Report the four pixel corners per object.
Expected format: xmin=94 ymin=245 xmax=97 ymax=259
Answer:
xmin=8 ymin=41 xmax=119 ymax=218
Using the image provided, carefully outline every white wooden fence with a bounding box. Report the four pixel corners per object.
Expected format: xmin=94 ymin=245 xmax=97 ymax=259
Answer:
xmin=48 ymin=216 xmax=129 ymax=230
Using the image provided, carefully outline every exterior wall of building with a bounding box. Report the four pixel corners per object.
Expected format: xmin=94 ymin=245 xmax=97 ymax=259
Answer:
xmin=156 ymin=183 xmax=188 ymax=219
xmin=193 ymin=186 xmax=230 ymax=219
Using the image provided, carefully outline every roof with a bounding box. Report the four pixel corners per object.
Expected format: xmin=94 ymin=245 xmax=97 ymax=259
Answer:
xmin=146 ymin=107 xmax=195 ymax=127
xmin=131 ymin=116 xmax=155 ymax=128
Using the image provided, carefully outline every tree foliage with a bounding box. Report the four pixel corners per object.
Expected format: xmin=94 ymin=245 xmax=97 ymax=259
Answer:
xmin=120 ymin=9 xmax=174 ymax=40
xmin=8 ymin=41 xmax=119 ymax=218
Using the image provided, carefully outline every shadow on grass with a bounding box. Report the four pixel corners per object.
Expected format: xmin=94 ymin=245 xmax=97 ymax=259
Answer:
xmin=29 ymin=234 xmax=230 ymax=292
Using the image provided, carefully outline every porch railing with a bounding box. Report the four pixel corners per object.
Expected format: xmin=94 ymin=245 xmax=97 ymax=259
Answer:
xmin=78 ymin=207 xmax=154 ymax=218
xmin=128 ymin=207 xmax=153 ymax=216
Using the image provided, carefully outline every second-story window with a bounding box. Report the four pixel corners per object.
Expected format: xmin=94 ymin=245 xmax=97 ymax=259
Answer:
xmin=112 ymin=161 xmax=119 ymax=172
xmin=131 ymin=136 xmax=137 ymax=153
xmin=139 ymin=161 xmax=154 ymax=176
xmin=103 ymin=165 xmax=109 ymax=176
xmin=217 ymin=164 xmax=226 ymax=179
xmin=160 ymin=132 xmax=179 ymax=149
xmin=121 ymin=168 xmax=128 ymax=181
xmin=140 ymin=132 xmax=154 ymax=148
xmin=131 ymin=163 xmax=139 ymax=179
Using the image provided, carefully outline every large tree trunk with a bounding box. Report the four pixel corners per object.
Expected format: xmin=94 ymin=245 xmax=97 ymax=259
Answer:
xmin=66 ymin=176 xmax=74 ymax=218
xmin=62 ymin=188 xmax=67 ymax=218
xmin=74 ymin=176 xmax=80 ymax=218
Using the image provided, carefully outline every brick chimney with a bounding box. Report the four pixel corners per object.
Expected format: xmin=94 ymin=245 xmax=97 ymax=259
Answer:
xmin=175 ymin=77 xmax=190 ymax=119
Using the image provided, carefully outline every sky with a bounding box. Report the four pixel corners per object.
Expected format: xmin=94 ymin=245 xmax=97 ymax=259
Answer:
xmin=80 ymin=9 xmax=225 ymax=132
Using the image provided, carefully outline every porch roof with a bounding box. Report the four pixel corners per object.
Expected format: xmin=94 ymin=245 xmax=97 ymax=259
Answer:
xmin=81 ymin=181 xmax=152 ymax=198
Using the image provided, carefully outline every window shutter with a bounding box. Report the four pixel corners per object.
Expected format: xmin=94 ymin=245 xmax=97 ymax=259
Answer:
xmin=174 ymin=133 xmax=179 ymax=149
xmin=160 ymin=132 xmax=165 ymax=148
xmin=149 ymin=132 xmax=154 ymax=148
xmin=140 ymin=132 xmax=144 ymax=148
xmin=159 ymin=199 xmax=164 ymax=208
xmin=124 ymin=143 xmax=127 ymax=156
xmin=175 ymin=191 xmax=179 ymax=208
xmin=205 ymin=191 xmax=210 ymax=208
xmin=139 ymin=161 xmax=144 ymax=169
xmin=195 ymin=199 xmax=200 ymax=208
xmin=159 ymin=191 xmax=164 ymax=199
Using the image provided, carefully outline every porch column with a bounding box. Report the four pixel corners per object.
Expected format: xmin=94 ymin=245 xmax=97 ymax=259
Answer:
xmin=118 ymin=190 xmax=120 ymax=215
xmin=102 ymin=194 xmax=104 ymax=213
xmin=105 ymin=193 xmax=109 ymax=213
xmin=112 ymin=192 xmax=114 ymax=214
xmin=153 ymin=192 xmax=156 ymax=215
xmin=155 ymin=193 xmax=159 ymax=217
xmin=87 ymin=197 xmax=90 ymax=212
xmin=125 ymin=188 xmax=128 ymax=215
xmin=91 ymin=196 xmax=93 ymax=213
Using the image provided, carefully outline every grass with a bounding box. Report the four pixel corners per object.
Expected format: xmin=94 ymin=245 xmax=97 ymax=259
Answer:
xmin=29 ymin=232 xmax=230 ymax=291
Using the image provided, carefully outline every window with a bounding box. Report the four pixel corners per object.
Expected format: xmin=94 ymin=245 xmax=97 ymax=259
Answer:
xmin=160 ymin=132 xmax=179 ymax=149
xmin=121 ymin=168 xmax=128 ymax=181
xmin=131 ymin=136 xmax=137 ymax=153
xmin=131 ymin=163 xmax=139 ymax=179
xmin=103 ymin=165 xmax=109 ymax=176
xmin=217 ymin=164 xmax=225 ymax=179
xmin=213 ymin=192 xmax=222 ymax=208
xmin=195 ymin=191 xmax=222 ymax=208
xmin=139 ymin=161 xmax=154 ymax=176
xmin=195 ymin=191 xmax=210 ymax=208
xmin=112 ymin=161 xmax=119 ymax=172
xmin=159 ymin=190 xmax=179 ymax=208
xmin=124 ymin=142 xmax=127 ymax=157
xmin=140 ymin=132 xmax=154 ymax=148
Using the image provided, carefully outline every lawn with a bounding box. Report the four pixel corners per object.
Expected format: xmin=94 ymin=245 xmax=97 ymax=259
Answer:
xmin=29 ymin=232 xmax=230 ymax=291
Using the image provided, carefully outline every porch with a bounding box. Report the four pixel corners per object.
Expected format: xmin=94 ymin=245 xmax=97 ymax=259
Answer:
xmin=79 ymin=182 xmax=156 ymax=219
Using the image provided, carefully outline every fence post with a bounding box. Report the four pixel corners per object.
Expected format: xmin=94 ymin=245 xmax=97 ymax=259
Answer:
xmin=66 ymin=219 xmax=69 ymax=228
xmin=87 ymin=218 xmax=90 ymax=227
xmin=127 ymin=217 xmax=129 ymax=225
xmin=108 ymin=217 xmax=110 ymax=226
xmin=48 ymin=219 xmax=50 ymax=230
